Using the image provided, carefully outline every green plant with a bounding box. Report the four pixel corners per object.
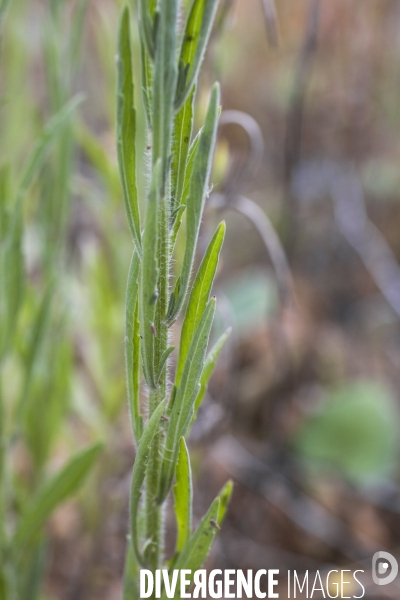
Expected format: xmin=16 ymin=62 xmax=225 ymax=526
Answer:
xmin=0 ymin=3 xmax=103 ymax=598
xmin=116 ymin=1 xmax=233 ymax=597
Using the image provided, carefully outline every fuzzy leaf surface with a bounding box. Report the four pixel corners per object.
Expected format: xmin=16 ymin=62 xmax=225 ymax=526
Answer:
xmin=140 ymin=161 xmax=160 ymax=388
xmin=152 ymin=0 xmax=179 ymax=186
xmin=161 ymin=498 xmax=220 ymax=599
xmin=129 ymin=400 xmax=166 ymax=564
xmin=117 ymin=7 xmax=142 ymax=255
xmin=125 ymin=251 xmax=142 ymax=443
xmin=176 ymin=221 xmax=225 ymax=386
xmin=167 ymin=83 xmax=220 ymax=325
xmin=173 ymin=437 xmax=192 ymax=553
xmin=171 ymin=89 xmax=195 ymax=215
xmin=175 ymin=0 xmax=219 ymax=110
xmin=159 ymin=298 xmax=216 ymax=501
xmin=192 ymin=327 xmax=231 ymax=424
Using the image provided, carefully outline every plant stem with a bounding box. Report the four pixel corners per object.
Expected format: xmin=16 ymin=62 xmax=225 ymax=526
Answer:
xmin=145 ymin=188 xmax=170 ymax=576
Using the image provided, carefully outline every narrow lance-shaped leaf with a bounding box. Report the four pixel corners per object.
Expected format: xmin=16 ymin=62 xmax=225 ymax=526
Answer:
xmin=125 ymin=251 xmax=143 ymax=443
xmin=14 ymin=442 xmax=103 ymax=548
xmin=20 ymin=96 xmax=83 ymax=195
xmin=171 ymin=89 xmax=195 ymax=216
xmin=176 ymin=221 xmax=225 ymax=386
xmin=8 ymin=94 xmax=83 ymax=241
xmin=152 ymin=0 xmax=179 ymax=187
xmin=122 ymin=539 xmax=140 ymax=600
xmin=138 ymin=0 xmax=155 ymax=59
xmin=117 ymin=7 xmax=142 ymax=256
xmin=156 ymin=346 xmax=175 ymax=386
xmin=170 ymin=128 xmax=203 ymax=252
xmin=16 ymin=283 xmax=54 ymax=420
xmin=0 ymin=179 xmax=24 ymax=361
xmin=161 ymin=498 xmax=220 ymax=600
xmin=191 ymin=327 xmax=231 ymax=426
xmin=175 ymin=0 xmax=220 ymax=111
xmin=140 ymin=160 xmax=161 ymax=389
xmin=217 ymin=480 xmax=233 ymax=526
xmin=159 ymin=298 xmax=216 ymax=502
xmin=167 ymin=83 xmax=220 ymax=325
xmin=173 ymin=438 xmax=192 ymax=554
xmin=182 ymin=126 xmax=202 ymax=203
xmin=130 ymin=401 xmax=166 ymax=565
xmin=140 ymin=41 xmax=154 ymax=130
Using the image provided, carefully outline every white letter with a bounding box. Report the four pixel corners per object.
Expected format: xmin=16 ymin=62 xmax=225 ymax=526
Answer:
xmin=155 ymin=570 xmax=161 ymax=598
xmin=181 ymin=570 xmax=192 ymax=598
xmin=294 ymin=572 xmax=308 ymax=598
xmin=209 ymin=570 xmax=223 ymax=599
xmin=255 ymin=570 xmax=266 ymax=599
xmin=311 ymin=572 xmax=325 ymax=598
xmin=341 ymin=571 xmax=351 ymax=598
xmin=193 ymin=570 xmax=207 ymax=598
xmin=225 ymin=570 xmax=236 ymax=598
xmin=353 ymin=571 xmax=365 ymax=599
xmin=163 ymin=570 xmax=179 ymax=599
xmin=140 ymin=570 xmax=153 ymax=599
xmin=237 ymin=570 xmax=253 ymax=598
xmin=326 ymin=570 xmax=339 ymax=599
xmin=268 ymin=570 xmax=279 ymax=599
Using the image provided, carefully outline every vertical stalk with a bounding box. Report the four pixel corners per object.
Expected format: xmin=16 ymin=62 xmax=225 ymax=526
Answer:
xmin=145 ymin=188 xmax=170 ymax=574
xmin=144 ymin=0 xmax=177 ymax=579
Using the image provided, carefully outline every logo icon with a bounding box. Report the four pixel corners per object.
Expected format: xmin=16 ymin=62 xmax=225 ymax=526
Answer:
xmin=372 ymin=551 xmax=398 ymax=586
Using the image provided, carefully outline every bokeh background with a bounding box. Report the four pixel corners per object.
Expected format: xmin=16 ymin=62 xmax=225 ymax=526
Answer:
xmin=2 ymin=0 xmax=400 ymax=598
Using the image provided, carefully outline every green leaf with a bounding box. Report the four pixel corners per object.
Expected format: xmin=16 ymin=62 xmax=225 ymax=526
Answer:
xmin=159 ymin=298 xmax=216 ymax=502
xmin=161 ymin=498 xmax=220 ymax=600
xmin=125 ymin=251 xmax=143 ymax=443
xmin=130 ymin=400 xmax=166 ymax=565
xmin=117 ymin=6 xmax=142 ymax=256
xmin=0 ymin=204 xmax=24 ymax=361
xmin=19 ymin=95 xmax=83 ymax=198
xmin=152 ymin=0 xmax=179 ymax=186
xmin=14 ymin=442 xmax=103 ymax=548
xmin=217 ymin=480 xmax=233 ymax=525
xmin=156 ymin=346 xmax=175 ymax=385
xmin=294 ymin=380 xmax=400 ymax=485
xmin=138 ymin=0 xmax=155 ymax=59
xmin=173 ymin=438 xmax=192 ymax=554
xmin=182 ymin=128 xmax=202 ymax=204
xmin=171 ymin=89 xmax=195 ymax=215
xmin=176 ymin=222 xmax=225 ymax=386
xmin=122 ymin=538 xmax=141 ymax=600
xmin=140 ymin=160 xmax=161 ymax=389
xmin=167 ymin=83 xmax=220 ymax=325
xmin=175 ymin=0 xmax=219 ymax=110
xmin=17 ymin=284 xmax=54 ymax=418
xmin=140 ymin=40 xmax=154 ymax=130
xmin=192 ymin=327 xmax=231 ymax=424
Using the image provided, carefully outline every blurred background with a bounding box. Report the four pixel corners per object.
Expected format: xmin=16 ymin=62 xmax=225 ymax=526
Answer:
xmin=2 ymin=0 xmax=400 ymax=598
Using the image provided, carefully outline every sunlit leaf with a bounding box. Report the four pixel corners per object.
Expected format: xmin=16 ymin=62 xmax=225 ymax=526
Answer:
xmin=159 ymin=298 xmax=216 ymax=502
xmin=175 ymin=0 xmax=219 ymax=110
xmin=173 ymin=438 xmax=192 ymax=554
xmin=176 ymin=221 xmax=225 ymax=386
xmin=167 ymin=83 xmax=220 ymax=325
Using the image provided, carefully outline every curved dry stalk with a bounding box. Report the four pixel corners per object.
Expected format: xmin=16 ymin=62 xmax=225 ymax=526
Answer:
xmin=211 ymin=192 xmax=296 ymax=309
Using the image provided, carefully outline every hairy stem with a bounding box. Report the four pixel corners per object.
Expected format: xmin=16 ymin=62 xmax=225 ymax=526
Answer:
xmin=145 ymin=189 xmax=170 ymax=576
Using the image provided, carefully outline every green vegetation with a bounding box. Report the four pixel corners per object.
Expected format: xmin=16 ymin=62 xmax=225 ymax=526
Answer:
xmin=116 ymin=2 xmax=232 ymax=597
